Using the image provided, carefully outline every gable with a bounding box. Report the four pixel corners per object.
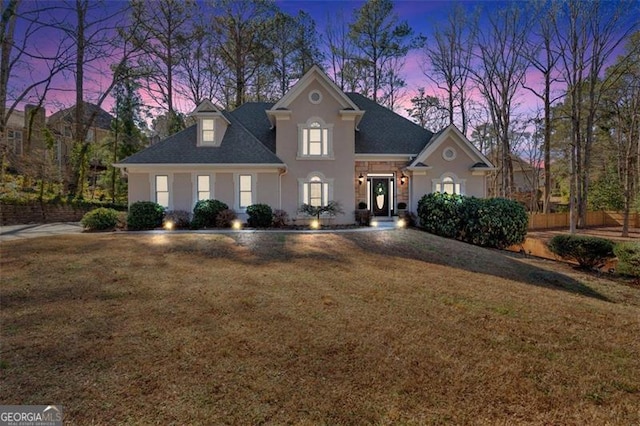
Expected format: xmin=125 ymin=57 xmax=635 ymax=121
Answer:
xmin=409 ymin=125 xmax=495 ymax=172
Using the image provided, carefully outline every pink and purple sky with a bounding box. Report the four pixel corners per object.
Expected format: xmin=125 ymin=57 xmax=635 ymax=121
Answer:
xmin=10 ymin=0 xmax=637 ymax=125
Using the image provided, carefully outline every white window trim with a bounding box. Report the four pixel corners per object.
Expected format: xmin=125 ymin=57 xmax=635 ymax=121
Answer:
xmin=193 ymin=173 xmax=215 ymax=205
xmin=151 ymin=174 xmax=172 ymax=210
xmin=432 ymin=173 xmax=465 ymax=195
xmin=297 ymin=117 xmax=334 ymax=160
xmin=297 ymin=172 xmax=334 ymax=210
xmin=309 ymin=90 xmax=323 ymax=104
xmin=233 ymin=173 xmax=256 ymax=212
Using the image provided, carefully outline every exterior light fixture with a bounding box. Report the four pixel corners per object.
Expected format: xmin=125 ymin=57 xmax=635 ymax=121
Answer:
xmin=310 ymin=219 xmax=320 ymax=229
xmin=358 ymin=173 xmax=365 ymax=185
xmin=396 ymin=218 xmax=406 ymax=228
xmin=370 ymin=220 xmax=379 ymax=227
xmin=400 ymin=174 xmax=408 ymax=185
xmin=163 ymin=220 xmax=174 ymax=231
xmin=232 ymin=220 xmax=242 ymax=230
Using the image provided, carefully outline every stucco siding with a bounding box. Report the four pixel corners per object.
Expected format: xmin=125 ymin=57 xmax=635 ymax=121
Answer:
xmin=172 ymin=173 xmax=192 ymax=211
xmin=214 ymin=173 xmax=235 ymax=209
xmin=275 ymin=79 xmax=356 ymax=224
xmin=128 ymin=173 xmax=150 ymax=205
xmin=256 ymin=172 xmax=279 ymax=207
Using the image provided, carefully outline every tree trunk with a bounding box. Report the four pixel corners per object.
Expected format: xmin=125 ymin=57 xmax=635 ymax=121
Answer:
xmin=74 ymin=0 xmax=86 ymax=198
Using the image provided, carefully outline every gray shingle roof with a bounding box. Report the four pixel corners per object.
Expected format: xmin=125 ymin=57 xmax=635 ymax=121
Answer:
xmin=121 ymin=93 xmax=436 ymax=165
xmin=346 ymin=93 xmax=433 ymax=155
xmin=119 ymin=111 xmax=283 ymax=165
xmin=48 ymin=102 xmax=113 ymax=130
xmin=231 ymin=102 xmax=276 ymax=153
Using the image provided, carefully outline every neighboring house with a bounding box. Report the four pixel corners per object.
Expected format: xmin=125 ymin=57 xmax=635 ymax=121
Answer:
xmin=48 ymin=102 xmax=113 ymax=173
xmin=116 ymin=66 xmax=495 ymax=224
xmin=2 ymin=105 xmax=47 ymax=164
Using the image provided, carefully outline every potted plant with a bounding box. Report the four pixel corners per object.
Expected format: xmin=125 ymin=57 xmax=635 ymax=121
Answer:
xmin=355 ymin=201 xmax=371 ymax=226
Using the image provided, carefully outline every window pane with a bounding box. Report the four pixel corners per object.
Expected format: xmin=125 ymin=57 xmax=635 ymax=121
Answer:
xmin=202 ymin=119 xmax=214 ymax=130
xmin=443 ymin=182 xmax=454 ymax=194
xmin=310 ymin=121 xmax=320 ymax=128
xmin=240 ymin=192 xmax=252 ymax=208
xmin=323 ymin=183 xmax=329 ymax=206
xmin=309 ymin=141 xmax=322 ymax=155
xmin=455 ymin=183 xmax=461 ymax=194
xmin=322 ymin=129 xmax=328 ymax=155
xmin=303 ymin=183 xmax=309 ymax=204
xmin=198 ymin=191 xmax=209 ymax=201
xmin=198 ymin=175 xmax=210 ymax=192
xmin=240 ymin=175 xmax=251 ymax=191
xmin=309 ymin=128 xmax=321 ymax=142
xmin=156 ymin=175 xmax=168 ymax=191
xmin=156 ymin=192 xmax=168 ymax=208
xmin=202 ymin=130 xmax=215 ymax=143
xmin=310 ymin=182 xmax=321 ymax=198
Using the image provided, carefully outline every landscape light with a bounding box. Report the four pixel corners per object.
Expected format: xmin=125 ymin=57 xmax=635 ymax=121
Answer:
xmin=396 ymin=218 xmax=406 ymax=228
xmin=232 ymin=220 xmax=242 ymax=230
xmin=371 ymin=220 xmax=378 ymax=227
xmin=310 ymin=219 xmax=320 ymax=229
xmin=164 ymin=220 xmax=174 ymax=231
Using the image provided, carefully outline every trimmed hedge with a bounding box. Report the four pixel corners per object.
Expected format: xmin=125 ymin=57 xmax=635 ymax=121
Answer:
xmin=614 ymin=241 xmax=640 ymax=277
xmin=127 ymin=201 xmax=165 ymax=230
xmin=164 ymin=210 xmax=192 ymax=229
xmin=192 ymin=199 xmax=228 ymax=228
xmin=548 ymin=235 xmax=615 ymax=269
xmin=246 ymin=204 xmax=273 ymax=228
xmin=417 ymin=193 xmax=528 ymax=248
xmin=216 ymin=209 xmax=237 ymax=228
xmin=81 ymin=207 xmax=119 ymax=231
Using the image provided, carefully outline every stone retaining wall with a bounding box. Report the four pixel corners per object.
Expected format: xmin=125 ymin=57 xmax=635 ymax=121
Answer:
xmin=1 ymin=204 xmax=92 ymax=226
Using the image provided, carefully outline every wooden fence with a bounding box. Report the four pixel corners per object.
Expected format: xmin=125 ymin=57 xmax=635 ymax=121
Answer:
xmin=528 ymin=211 xmax=640 ymax=230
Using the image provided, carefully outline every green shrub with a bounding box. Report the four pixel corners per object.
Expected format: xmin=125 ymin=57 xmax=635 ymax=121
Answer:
xmin=127 ymin=201 xmax=165 ymax=230
xmin=164 ymin=210 xmax=191 ymax=229
xmin=417 ymin=193 xmax=527 ymax=249
xmin=216 ymin=208 xmax=237 ymax=228
xmin=81 ymin=207 xmax=119 ymax=231
xmin=614 ymin=241 xmax=640 ymax=277
xmin=417 ymin=192 xmax=464 ymax=239
xmin=246 ymin=203 xmax=273 ymax=227
xmin=192 ymin=199 xmax=228 ymax=228
xmin=272 ymin=209 xmax=289 ymax=228
xmin=299 ymin=201 xmax=344 ymax=221
xmin=548 ymin=235 xmax=615 ymax=269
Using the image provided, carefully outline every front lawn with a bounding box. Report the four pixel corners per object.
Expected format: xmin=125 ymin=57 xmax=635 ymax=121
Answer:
xmin=1 ymin=230 xmax=639 ymax=424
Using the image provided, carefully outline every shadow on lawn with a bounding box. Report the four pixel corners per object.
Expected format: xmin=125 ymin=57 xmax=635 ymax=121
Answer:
xmin=340 ymin=229 xmax=611 ymax=302
xmin=146 ymin=230 xmax=610 ymax=302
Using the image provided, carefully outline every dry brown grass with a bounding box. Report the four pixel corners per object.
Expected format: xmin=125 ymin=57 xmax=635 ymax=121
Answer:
xmin=1 ymin=229 xmax=639 ymax=425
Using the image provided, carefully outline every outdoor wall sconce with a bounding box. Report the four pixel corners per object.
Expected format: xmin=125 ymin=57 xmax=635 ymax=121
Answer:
xmin=358 ymin=173 xmax=364 ymax=185
xmin=400 ymin=174 xmax=408 ymax=185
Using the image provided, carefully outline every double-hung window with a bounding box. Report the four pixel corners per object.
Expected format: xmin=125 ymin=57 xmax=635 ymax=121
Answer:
xmin=155 ymin=175 xmax=169 ymax=208
xmin=197 ymin=175 xmax=210 ymax=201
xmin=201 ymin=118 xmax=215 ymax=145
xmin=239 ymin=174 xmax=253 ymax=209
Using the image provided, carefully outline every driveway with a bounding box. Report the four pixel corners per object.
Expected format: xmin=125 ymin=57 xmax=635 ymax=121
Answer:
xmin=0 ymin=222 xmax=84 ymax=242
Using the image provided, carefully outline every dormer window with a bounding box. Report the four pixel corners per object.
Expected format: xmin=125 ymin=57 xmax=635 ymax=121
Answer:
xmin=201 ymin=118 xmax=215 ymax=145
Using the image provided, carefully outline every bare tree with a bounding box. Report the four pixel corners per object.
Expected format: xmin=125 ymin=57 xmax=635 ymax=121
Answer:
xmin=471 ymin=3 xmax=531 ymax=199
xmin=552 ymin=0 xmax=638 ymax=232
xmin=423 ymin=3 xmax=476 ymax=135
xmin=521 ymin=1 xmax=562 ymax=213
xmin=405 ymin=87 xmax=448 ymax=131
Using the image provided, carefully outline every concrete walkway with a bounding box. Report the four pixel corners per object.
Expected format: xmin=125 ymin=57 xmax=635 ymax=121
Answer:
xmin=1 ymin=220 xmax=400 ymax=242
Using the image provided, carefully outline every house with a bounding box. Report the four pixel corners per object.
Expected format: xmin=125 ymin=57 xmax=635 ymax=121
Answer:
xmin=47 ymin=102 xmax=113 ymax=173
xmin=116 ymin=66 xmax=494 ymax=224
xmin=2 ymin=105 xmax=47 ymax=168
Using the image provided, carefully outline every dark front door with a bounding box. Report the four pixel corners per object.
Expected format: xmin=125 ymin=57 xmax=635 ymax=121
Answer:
xmin=372 ymin=178 xmax=390 ymax=216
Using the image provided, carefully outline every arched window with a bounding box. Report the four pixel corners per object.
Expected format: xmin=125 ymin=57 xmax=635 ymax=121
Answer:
xmin=433 ymin=173 xmax=465 ymax=195
xmin=300 ymin=172 xmax=333 ymax=207
xmin=298 ymin=118 xmax=333 ymax=158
